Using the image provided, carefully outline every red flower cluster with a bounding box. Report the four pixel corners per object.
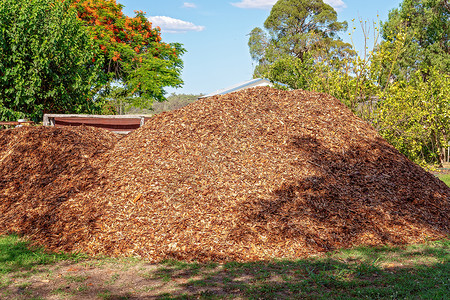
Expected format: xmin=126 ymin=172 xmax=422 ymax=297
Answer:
xmin=71 ymin=0 xmax=178 ymax=72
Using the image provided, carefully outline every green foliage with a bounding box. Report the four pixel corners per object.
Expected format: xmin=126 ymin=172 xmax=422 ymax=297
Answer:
xmin=381 ymin=0 xmax=450 ymax=80
xmin=268 ymin=53 xmax=379 ymax=117
xmin=102 ymin=44 xmax=185 ymax=113
xmin=266 ymin=17 xmax=383 ymax=118
xmin=123 ymin=42 xmax=185 ymax=104
xmin=248 ymin=27 xmax=272 ymax=77
xmin=0 ymin=0 xmax=105 ymax=122
xmin=73 ymin=0 xmax=186 ymax=106
xmin=377 ymin=68 xmax=450 ymax=165
xmin=100 ymin=85 xmax=128 ymax=115
xmin=0 ymin=0 xmax=186 ymax=121
xmin=248 ymin=0 xmax=353 ymax=77
xmin=125 ymin=93 xmax=200 ymax=115
xmin=267 ymin=55 xmax=316 ymax=90
xmin=263 ymin=0 xmax=350 ymax=61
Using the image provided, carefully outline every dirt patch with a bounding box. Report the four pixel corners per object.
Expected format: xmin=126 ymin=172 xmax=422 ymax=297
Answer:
xmin=1 ymin=259 xmax=184 ymax=299
xmin=0 ymin=87 xmax=449 ymax=262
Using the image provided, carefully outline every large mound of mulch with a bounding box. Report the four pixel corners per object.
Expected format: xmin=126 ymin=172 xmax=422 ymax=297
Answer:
xmin=0 ymin=87 xmax=449 ymax=261
xmin=0 ymin=126 xmax=119 ymax=244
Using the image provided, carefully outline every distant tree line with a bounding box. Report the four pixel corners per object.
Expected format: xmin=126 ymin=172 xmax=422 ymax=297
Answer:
xmin=125 ymin=93 xmax=201 ymax=115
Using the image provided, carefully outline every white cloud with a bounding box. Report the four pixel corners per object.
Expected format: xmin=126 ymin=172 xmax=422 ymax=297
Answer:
xmin=148 ymin=16 xmax=205 ymax=34
xmin=231 ymin=0 xmax=276 ymax=9
xmin=183 ymin=2 xmax=196 ymax=8
xmin=324 ymin=0 xmax=347 ymax=10
xmin=230 ymin=0 xmax=347 ymax=10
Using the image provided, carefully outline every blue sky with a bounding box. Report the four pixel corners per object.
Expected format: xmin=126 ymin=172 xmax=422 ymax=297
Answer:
xmin=119 ymin=0 xmax=402 ymax=95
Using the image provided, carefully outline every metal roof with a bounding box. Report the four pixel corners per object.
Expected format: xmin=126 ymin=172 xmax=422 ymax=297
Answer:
xmin=198 ymin=78 xmax=273 ymax=99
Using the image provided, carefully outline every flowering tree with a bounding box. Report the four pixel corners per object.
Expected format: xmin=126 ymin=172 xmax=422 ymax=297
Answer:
xmin=72 ymin=0 xmax=185 ymax=106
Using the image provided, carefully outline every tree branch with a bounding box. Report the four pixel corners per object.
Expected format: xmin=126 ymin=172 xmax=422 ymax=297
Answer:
xmin=444 ymin=0 xmax=450 ymax=12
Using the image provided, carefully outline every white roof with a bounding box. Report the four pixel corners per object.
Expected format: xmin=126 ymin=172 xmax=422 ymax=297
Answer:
xmin=199 ymin=78 xmax=273 ymax=99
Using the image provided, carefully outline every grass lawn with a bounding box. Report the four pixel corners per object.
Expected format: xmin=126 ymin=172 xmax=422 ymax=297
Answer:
xmin=1 ymin=234 xmax=449 ymax=299
xmin=437 ymin=173 xmax=450 ymax=187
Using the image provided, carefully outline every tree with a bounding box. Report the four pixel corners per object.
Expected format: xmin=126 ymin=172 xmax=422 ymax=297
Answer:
xmin=0 ymin=0 xmax=104 ymax=122
xmin=373 ymin=0 xmax=450 ymax=166
xmin=249 ymin=1 xmax=387 ymax=115
xmin=381 ymin=0 xmax=450 ymax=81
xmin=147 ymin=93 xmax=200 ymax=115
xmin=72 ymin=0 xmax=185 ymax=107
xmin=123 ymin=93 xmax=201 ymax=115
xmin=377 ymin=68 xmax=450 ymax=166
xmin=248 ymin=0 xmax=352 ymax=77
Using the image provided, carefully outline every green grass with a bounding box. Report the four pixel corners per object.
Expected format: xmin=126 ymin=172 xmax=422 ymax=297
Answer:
xmin=64 ymin=274 xmax=89 ymax=283
xmin=152 ymin=239 xmax=450 ymax=299
xmin=437 ymin=173 xmax=450 ymax=187
xmin=1 ymin=234 xmax=449 ymax=299
xmin=0 ymin=234 xmax=85 ymax=275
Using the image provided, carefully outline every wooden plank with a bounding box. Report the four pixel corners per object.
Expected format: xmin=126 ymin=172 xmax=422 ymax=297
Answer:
xmin=44 ymin=114 xmax=151 ymax=119
xmin=55 ymin=117 xmax=141 ymax=126
xmin=54 ymin=118 xmax=140 ymax=131
xmin=42 ymin=114 xmax=152 ymax=133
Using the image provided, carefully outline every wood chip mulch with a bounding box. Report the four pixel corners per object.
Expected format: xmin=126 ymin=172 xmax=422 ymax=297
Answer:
xmin=1 ymin=87 xmax=449 ymax=262
xmin=0 ymin=126 xmax=119 ymax=249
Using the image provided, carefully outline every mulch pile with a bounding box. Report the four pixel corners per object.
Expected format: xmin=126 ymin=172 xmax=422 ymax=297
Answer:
xmin=0 ymin=126 xmax=119 ymax=247
xmin=1 ymin=87 xmax=449 ymax=262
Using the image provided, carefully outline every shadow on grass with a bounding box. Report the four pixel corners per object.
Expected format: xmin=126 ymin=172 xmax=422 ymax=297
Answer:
xmin=155 ymin=239 xmax=449 ymax=299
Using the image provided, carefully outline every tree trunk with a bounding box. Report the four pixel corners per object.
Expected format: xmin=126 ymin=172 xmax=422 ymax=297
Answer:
xmin=433 ymin=131 xmax=444 ymax=167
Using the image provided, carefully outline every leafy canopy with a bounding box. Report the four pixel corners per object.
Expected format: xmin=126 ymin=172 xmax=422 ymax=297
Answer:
xmin=376 ymin=0 xmax=450 ymax=165
xmin=377 ymin=68 xmax=450 ymax=165
xmin=381 ymin=0 xmax=450 ymax=80
xmin=248 ymin=0 xmax=351 ymax=76
xmin=0 ymin=0 xmax=104 ymax=121
xmin=72 ymin=0 xmax=186 ymax=106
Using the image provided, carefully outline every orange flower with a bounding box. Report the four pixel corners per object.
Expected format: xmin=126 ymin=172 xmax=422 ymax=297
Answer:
xmin=112 ymin=51 xmax=120 ymax=61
